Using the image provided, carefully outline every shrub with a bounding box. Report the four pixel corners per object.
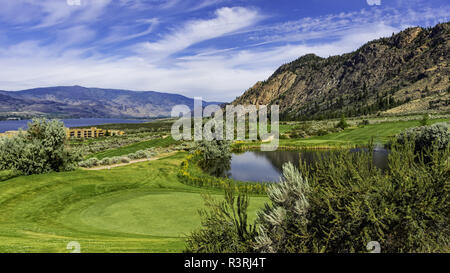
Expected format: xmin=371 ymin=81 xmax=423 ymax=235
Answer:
xmin=0 ymin=118 xmax=81 ymax=175
xmin=127 ymin=153 xmax=139 ymax=160
xmin=78 ymin=158 xmax=100 ymax=168
xmin=99 ymin=158 xmax=112 ymax=166
xmin=335 ymin=114 xmax=349 ymax=129
xmin=316 ymin=129 xmax=328 ymax=136
xmin=120 ymin=156 xmax=130 ymax=163
xmin=110 ymin=157 xmax=122 ymax=164
xmin=185 ymin=187 xmax=258 ymax=253
xmin=135 ymin=150 xmax=150 ymax=159
xmin=196 ymin=139 xmax=232 ymax=162
xmin=255 ymin=162 xmax=310 ymax=253
xmin=395 ymin=123 xmax=449 ymax=154
xmin=420 ymin=114 xmax=430 ymax=126
xmin=359 ymin=119 xmax=370 ymax=126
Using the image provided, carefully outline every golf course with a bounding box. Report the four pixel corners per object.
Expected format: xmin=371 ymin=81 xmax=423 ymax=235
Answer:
xmin=0 ymin=115 xmax=448 ymax=253
xmin=0 ymin=152 xmax=266 ymax=253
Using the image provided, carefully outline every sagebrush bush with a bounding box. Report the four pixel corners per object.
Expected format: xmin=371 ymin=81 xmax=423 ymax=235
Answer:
xmin=120 ymin=157 xmax=130 ymax=163
xmin=0 ymin=118 xmax=81 ymax=175
xmin=110 ymin=157 xmax=121 ymax=164
xmin=100 ymin=158 xmax=112 ymax=166
xmin=255 ymin=162 xmax=311 ymax=253
xmin=196 ymin=139 xmax=232 ymax=162
xmin=395 ymin=123 xmax=449 ymax=154
xmin=134 ymin=150 xmax=150 ymax=159
xmin=78 ymin=158 xmax=100 ymax=168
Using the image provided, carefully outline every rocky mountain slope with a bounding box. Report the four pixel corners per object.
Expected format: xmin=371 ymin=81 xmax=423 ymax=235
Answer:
xmin=233 ymin=22 xmax=450 ymax=120
xmin=0 ymin=86 xmax=221 ymax=119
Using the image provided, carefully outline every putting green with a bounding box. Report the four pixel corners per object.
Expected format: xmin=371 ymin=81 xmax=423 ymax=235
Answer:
xmin=77 ymin=192 xmax=265 ymax=237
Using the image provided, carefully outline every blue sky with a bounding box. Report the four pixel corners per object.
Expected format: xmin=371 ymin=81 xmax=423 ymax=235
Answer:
xmin=0 ymin=0 xmax=448 ymax=102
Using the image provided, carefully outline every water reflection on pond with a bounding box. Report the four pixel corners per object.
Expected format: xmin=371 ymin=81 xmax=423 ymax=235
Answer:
xmin=206 ymin=149 xmax=389 ymax=183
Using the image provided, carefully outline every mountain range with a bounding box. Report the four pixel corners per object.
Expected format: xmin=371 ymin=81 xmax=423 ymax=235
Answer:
xmin=233 ymin=22 xmax=450 ymax=120
xmin=0 ymin=86 xmax=221 ymax=119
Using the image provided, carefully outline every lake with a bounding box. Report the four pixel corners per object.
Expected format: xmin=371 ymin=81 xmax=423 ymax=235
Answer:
xmin=208 ymin=149 xmax=389 ymax=183
xmin=0 ymin=118 xmax=148 ymax=133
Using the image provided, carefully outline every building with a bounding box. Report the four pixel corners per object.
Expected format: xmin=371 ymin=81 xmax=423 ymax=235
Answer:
xmin=66 ymin=127 xmax=124 ymax=139
xmin=0 ymin=130 xmax=19 ymax=138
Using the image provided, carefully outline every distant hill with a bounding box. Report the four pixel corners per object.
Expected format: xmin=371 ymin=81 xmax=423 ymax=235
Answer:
xmin=0 ymin=86 xmax=222 ymax=119
xmin=233 ymin=22 xmax=450 ymax=120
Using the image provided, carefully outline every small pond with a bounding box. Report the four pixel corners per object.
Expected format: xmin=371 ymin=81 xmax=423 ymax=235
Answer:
xmin=207 ymin=148 xmax=389 ymax=183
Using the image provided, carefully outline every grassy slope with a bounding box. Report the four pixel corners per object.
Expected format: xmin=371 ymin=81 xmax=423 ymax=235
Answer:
xmin=89 ymin=137 xmax=178 ymax=159
xmin=0 ymin=153 xmax=267 ymax=253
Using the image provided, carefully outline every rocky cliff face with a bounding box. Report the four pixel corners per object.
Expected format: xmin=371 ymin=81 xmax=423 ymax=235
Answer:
xmin=233 ymin=22 xmax=450 ymax=119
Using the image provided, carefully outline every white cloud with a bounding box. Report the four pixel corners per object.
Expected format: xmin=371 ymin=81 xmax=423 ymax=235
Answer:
xmin=134 ymin=7 xmax=262 ymax=61
xmin=100 ymin=18 xmax=160 ymax=44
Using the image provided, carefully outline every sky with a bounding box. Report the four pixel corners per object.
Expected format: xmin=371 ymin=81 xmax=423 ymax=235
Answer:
xmin=0 ymin=0 xmax=448 ymax=102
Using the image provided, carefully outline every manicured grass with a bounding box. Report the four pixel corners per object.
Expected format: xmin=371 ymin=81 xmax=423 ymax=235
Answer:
xmin=0 ymin=153 xmax=267 ymax=253
xmin=89 ymin=137 xmax=179 ymax=159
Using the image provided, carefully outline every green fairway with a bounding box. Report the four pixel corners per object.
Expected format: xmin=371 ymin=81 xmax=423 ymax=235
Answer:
xmin=0 ymin=153 xmax=266 ymax=253
xmin=89 ymin=137 xmax=179 ymax=159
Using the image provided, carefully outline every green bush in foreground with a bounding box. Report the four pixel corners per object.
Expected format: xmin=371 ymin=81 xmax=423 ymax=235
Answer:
xmin=0 ymin=118 xmax=80 ymax=175
xmin=185 ymin=187 xmax=258 ymax=253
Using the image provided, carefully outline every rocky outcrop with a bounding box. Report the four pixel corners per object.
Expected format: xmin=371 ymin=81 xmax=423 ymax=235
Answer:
xmin=233 ymin=22 xmax=450 ymax=119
